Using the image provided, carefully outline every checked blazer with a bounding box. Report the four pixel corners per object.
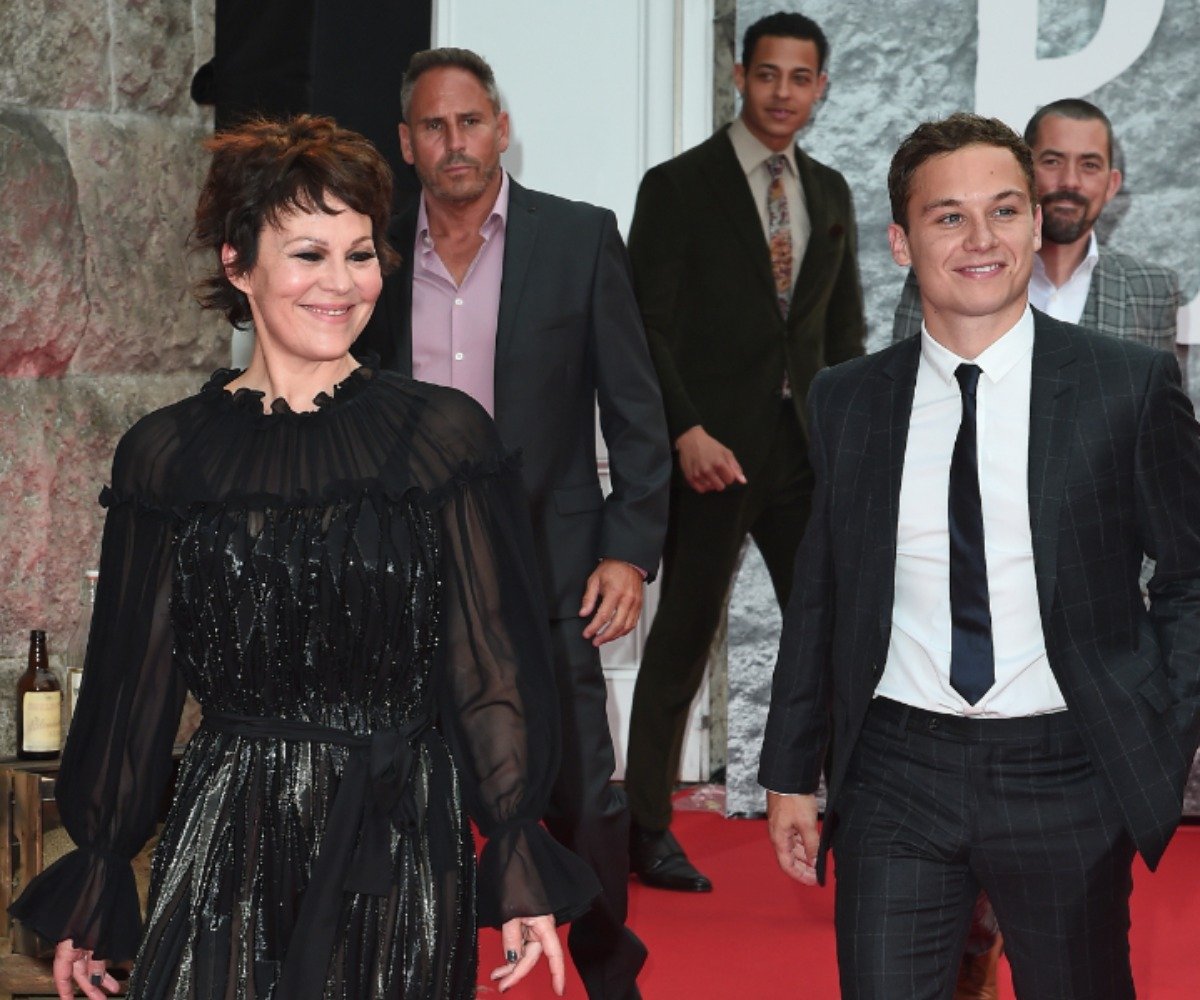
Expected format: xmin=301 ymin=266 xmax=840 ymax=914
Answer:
xmin=891 ymin=248 xmax=1181 ymax=349
xmin=758 ymin=310 xmax=1200 ymax=880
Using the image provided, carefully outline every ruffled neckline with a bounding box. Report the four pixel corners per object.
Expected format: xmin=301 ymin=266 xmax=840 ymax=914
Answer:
xmin=201 ymin=359 xmax=377 ymax=421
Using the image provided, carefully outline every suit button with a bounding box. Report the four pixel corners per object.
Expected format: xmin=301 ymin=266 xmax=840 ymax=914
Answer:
xmin=927 ymin=718 xmax=939 ymax=731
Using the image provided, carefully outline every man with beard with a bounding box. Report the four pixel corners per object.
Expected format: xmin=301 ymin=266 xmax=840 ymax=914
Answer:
xmin=355 ymin=47 xmax=670 ymax=1000
xmin=889 ymin=99 xmax=1182 ymax=1000
xmin=894 ymin=99 xmax=1180 ymax=350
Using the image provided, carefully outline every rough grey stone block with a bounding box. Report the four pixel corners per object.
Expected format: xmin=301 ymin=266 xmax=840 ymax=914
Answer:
xmin=66 ymin=114 xmax=227 ymax=373
xmin=0 ymin=0 xmax=111 ymax=110
xmin=0 ymin=110 xmax=89 ymax=376
xmin=112 ymin=0 xmax=201 ymax=116
xmin=0 ymin=374 xmax=201 ymax=659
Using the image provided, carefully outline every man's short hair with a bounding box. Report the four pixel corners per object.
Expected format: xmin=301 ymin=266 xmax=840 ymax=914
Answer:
xmin=741 ymin=12 xmax=829 ymax=72
xmin=400 ymin=47 xmax=502 ymax=123
xmin=888 ymin=112 xmax=1036 ymax=229
xmin=1023 ymin=98 xmax=1114 ymax=164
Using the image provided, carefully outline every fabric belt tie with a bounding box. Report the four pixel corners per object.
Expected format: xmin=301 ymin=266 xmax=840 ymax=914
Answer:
xmin=202 ymin=711 xmax=436 ymax=999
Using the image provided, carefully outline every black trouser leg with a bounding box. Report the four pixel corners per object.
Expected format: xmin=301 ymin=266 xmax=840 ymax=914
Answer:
xmin=626 ymin=406 xmax=812 ymax=831
xmin=833 ymin=701 xmax=1135 ymax=1000
xmin=625 ymin=479 xmax=751 ymax=830
xmin=542 ymin=619 xmax=646 ymax=1000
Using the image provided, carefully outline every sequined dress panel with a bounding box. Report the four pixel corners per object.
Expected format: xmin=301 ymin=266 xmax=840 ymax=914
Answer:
xmin=9 ymin=367 xmax=597 ymax=999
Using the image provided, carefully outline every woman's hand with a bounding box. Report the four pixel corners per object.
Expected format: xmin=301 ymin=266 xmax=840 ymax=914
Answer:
xmin=53 ymin=939 xmax=119 ymax=1000
xmin=489 ymin=914 xmax=565 ymax=994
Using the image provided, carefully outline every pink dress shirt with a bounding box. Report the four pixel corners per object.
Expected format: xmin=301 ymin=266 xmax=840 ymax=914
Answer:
xmin=410 ymin=171 xmax=510 ymax=416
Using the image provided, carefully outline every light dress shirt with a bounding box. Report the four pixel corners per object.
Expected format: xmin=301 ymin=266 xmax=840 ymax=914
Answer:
xmin=727 ymin=117 xmax=809 ymax=288
xmin=410 ymin=170 xmax=510 ymax=416
xmin=1028 ymin=231 xmax=1098 ymax=325
xmin=875 ymin=306 xmax=1067 ymax=718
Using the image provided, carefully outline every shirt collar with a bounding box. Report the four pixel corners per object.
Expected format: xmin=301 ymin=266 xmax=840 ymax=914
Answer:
xmin=1031 ymin=230 xmax=1099 ymax=285
xmin=728 ymin=117 xmax=798 ymax=180
xmin=416 ymin=168 xmax=511 ymax=253
xmin=920 ymin=305 xmax=1035 ymax=389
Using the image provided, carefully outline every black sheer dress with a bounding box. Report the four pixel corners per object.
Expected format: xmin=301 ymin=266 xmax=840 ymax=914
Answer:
xmin=10 ymin=364 xmax=598 ymax=999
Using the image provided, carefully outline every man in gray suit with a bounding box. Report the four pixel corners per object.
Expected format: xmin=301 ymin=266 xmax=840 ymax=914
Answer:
xmin=893 ymin=99 xmax=1180 ymax=348
xmin=356 ymin=47 xmax=670 ymax=1000
xmin=762 ymin=113 xmax=1200 ymax=999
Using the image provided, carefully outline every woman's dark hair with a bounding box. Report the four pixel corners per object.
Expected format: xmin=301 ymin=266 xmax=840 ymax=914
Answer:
xmin=192 ymin=114 xmax=400 ymax=325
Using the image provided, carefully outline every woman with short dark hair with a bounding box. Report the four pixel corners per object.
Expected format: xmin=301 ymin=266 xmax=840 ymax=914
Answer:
xmin=11 ymin=114 xmax=596 ymax=1000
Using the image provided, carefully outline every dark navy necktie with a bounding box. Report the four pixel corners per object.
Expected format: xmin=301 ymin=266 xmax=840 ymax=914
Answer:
xmin=949 ymin=363 xmax=994 ymax=705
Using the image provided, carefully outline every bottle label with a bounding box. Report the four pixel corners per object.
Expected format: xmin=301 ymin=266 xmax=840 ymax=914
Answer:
xmin=22 ymin=691 xmax=62 ymax=752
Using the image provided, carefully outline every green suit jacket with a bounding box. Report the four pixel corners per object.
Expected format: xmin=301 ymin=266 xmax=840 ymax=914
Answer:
xmin=627 ymin=125 xmax=866 ymax=476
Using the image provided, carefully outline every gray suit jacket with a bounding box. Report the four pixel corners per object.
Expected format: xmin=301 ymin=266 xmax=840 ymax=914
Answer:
xmin=759 ymin=311 xmax=1200 ymax=878
xmin=357 ymin=179 xmax=671 ymax=618
xmin=891 ymin=247 xmax=1180 ymax=348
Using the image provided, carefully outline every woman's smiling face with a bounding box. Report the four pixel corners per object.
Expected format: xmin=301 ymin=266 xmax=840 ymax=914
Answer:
xmin=226 ymin=195 xmax=382 ymax=363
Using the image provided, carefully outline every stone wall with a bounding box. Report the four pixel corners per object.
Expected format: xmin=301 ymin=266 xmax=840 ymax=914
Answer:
xmin=726 ymin=0 xmax=1200 ymax=814
xmin=0 ymin=0 xmax=224 ymax=751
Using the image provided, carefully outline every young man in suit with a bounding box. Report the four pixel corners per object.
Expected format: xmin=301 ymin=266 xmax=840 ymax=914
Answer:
xmin=760 ymin=112 xmax=1200 ymax=999
xmin=893 ymin=98 xmax=1184 ymax=1000
xmin=623 ymin=11 xmax=865 ymax=893
xmin=355 ymin=48 xmax=671 ymax=1000
xmin=894 ymin=99 xmax=1180 ymax=348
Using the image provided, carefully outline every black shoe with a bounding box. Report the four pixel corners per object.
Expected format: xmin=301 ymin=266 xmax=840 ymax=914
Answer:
xmin=629 ymin=824 xmax=712 ymax=892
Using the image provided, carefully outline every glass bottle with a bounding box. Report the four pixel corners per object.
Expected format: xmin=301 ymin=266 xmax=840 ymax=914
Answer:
xmin=63 ymin=569 xmax=98 ymax=728
xmin=16 ymin=629 xmax=62 ymax=760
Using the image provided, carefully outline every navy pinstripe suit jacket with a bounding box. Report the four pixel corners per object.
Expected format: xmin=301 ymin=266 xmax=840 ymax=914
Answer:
xmin=759 ymin=311 xmax=1200 ymax=879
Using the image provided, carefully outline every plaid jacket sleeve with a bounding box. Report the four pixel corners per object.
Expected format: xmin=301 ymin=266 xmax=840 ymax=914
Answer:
xmin=1082 ymin=248 xmax=1180 ymax=350
xmin=890 ymin=268 xmax=923 ymax=343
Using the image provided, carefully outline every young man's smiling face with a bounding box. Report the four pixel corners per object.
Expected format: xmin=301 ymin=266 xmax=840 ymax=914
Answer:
xmin=889 ymin=143 xmax=1042 ymax=344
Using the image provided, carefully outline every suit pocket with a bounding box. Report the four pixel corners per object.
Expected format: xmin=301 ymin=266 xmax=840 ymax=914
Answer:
xmin=1138 ymin=670 xmax=1176 ymax=714
xmin=554 ymin=483 xmax=605 ymax=515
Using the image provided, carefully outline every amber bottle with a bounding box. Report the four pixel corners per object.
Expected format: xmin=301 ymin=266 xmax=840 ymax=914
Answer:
xmin=16 ymin=629 xmax=62 ymax=760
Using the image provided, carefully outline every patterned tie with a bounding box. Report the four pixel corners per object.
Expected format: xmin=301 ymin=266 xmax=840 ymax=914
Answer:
xmin=948 ymin=363 xmax=995 ymax=705
xmin=766 ymin=154 xmax=793 ymax=317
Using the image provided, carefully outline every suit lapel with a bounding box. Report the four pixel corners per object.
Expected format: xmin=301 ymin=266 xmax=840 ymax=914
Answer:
xmin=1027 ymin=311 xmax=1079 ymax=621
xmin=494 ymin=179 xmax=539 ymax=415
xmin=698 ymin=130 xmax=776 ymax=300
xmin=871 ymin=339 xmax=920 ymax=638
xmin=789 ymin=147 xmax=834 ymax=322
xmin=389 ymin=209 xmax=417 ymax=376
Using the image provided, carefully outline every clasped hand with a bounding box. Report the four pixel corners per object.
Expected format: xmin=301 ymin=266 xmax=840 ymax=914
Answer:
xmin=766 ymin=791 xmax=821 ymax=886
xmin=675 ymin=426 xmax=747 ymax=494
xmin=490 ymin=913 xmax=565 ymax=994
xmin=53 ymin=940 xmax=119 ymax=1000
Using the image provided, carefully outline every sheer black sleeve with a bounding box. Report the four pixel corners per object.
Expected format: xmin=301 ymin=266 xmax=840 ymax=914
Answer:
xmin=424 ymin=395 xmax=601 ymax=929
xmin=9 ymin=434 xmax=188 ymax=961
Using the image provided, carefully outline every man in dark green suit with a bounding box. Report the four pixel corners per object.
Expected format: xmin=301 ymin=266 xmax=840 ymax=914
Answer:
xmin=624 ymin=11 xmax=865 ymax=891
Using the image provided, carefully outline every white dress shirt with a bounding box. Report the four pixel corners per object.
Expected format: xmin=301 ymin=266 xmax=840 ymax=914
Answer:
xmin=875 ymin=307 xmax=1067 ymax=717
xmin=727 ymin=117 xmax=809 ymax=288
xmin=1028 ymin=232 xmax=1099 ymax=324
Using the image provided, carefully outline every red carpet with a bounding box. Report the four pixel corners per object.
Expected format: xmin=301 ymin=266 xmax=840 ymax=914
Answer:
xmin=479 ymin=813 xmax=1200 ymax=998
